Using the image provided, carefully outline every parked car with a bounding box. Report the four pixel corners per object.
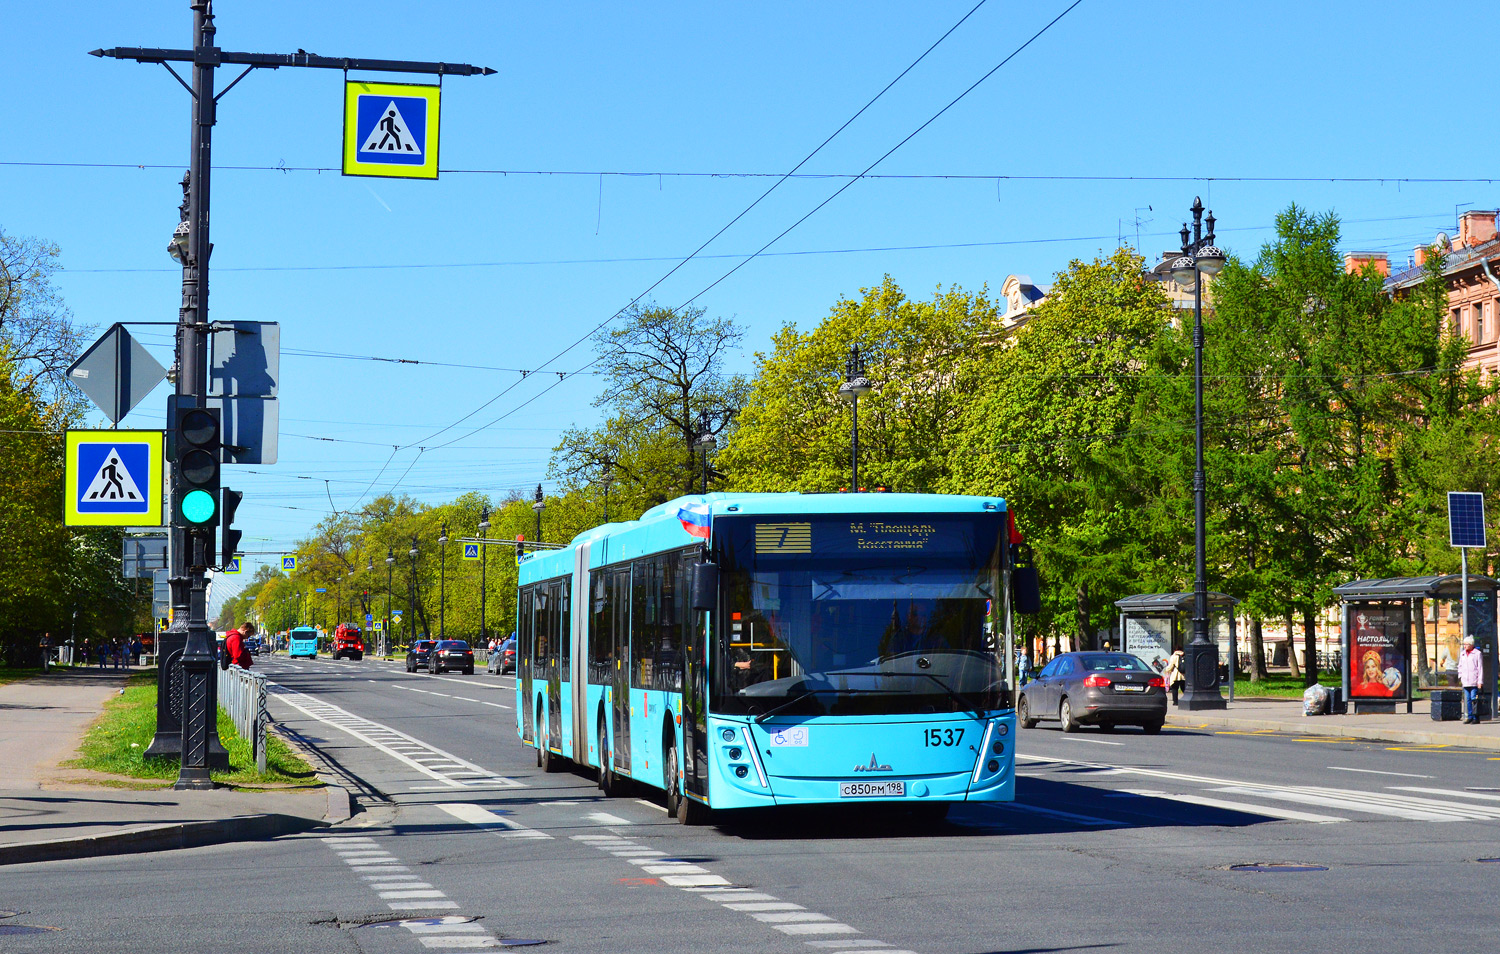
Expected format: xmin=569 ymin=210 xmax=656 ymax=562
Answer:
xmin=431 ymin=639 xmax=475 ymax=675
xmin=405 ymin=639 xmax=437 ymax=672
xmin=1019 ymin=652 xmax=1166 ymax=733
xmin=486 ymin=636 xmax=517 ymax=675
xmin=244 ymin=636 xmax=263 ymax=656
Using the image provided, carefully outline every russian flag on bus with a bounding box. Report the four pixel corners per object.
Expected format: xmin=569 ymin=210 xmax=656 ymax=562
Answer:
xmin=677 ymin=501 xmax=712 ymax=539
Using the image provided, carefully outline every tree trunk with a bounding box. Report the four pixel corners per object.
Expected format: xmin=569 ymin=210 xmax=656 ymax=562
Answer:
xmin=1285 ymin=610 xmax=1301 ymax=679
xmin=1075 ymin=582 xmax=1091 ymax=651
xmin=1249 ymin=617 xmax=1267 ymax=681
xmin=1414 ymin=599 xmax=1430 ymax=688
xmin=1302 ymin=605 xmax=1318 ymax=687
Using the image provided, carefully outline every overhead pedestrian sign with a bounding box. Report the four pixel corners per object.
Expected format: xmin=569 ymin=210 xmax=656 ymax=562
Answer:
xmin=343 ymin=81 xmax=440 ymax=180
xmin=462 ymin=543 xmax=481 ymax=560
xmin=224 ymin=558 xmax=242 ymax=574
xmin=65 ymin=430 xmax=163 ymax=526
xmin=282 ymin=556 xmax=297 ymax=572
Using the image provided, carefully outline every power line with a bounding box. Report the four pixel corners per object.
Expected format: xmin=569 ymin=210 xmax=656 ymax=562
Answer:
xmin=9 ymin=159 xmax=1499 ymax=186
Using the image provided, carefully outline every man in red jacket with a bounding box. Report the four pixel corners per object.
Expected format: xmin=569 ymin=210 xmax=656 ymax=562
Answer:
xmin=225 ymin=622 xmax=257 ymax=669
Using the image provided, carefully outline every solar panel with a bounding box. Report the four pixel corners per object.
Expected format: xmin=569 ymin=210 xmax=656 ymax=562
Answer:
xmin=1448 ymin=492 xmax=1487 ymax=548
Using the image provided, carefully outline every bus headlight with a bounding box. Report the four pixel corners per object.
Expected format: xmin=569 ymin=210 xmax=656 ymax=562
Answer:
xmin=995 ymin=724 xmax=1009 ymax=736
xmin=720 ymin=728 xmax=736 ymax=742
xmin=734 ymin=765 xmax=749 ymax=779
xmin=986 ymin=759 xmax=1000 ymax=773
xmin=728 ymin=747 xmax=743 ymax=761
xmin=992 ymin=739 xmax=1005 ymax=755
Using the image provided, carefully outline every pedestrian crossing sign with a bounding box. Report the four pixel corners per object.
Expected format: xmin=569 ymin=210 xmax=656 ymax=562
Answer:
xmin=462 ymin=543 xmax=481 ymax=560
xmin=374 ymin=621 xmax=383 ymax=632
xmin=224 ymin=558 xmax=242 ymax=574
xmin=343 ymin=80 xmax=440 ymax=180
xmin=64 ymin=430 xmax=163 ymax=526
xmin=282 ymin=556 xmax=297 ymax=572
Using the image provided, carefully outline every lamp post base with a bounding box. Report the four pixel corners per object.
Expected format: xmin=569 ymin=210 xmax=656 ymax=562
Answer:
xmin=1178 ymin=640 xmax=1226 ymax=710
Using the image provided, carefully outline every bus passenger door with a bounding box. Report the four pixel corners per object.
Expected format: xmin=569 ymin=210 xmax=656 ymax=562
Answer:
xmin=682 ymin=556 xmax=709 ymax=800
xmin=610 ymin=568 xmax=632 ymax=774
xmin=519 ymin=587 xmax=535 ymax=744
xmin=548 ymin=579 xmax=565 ymax=751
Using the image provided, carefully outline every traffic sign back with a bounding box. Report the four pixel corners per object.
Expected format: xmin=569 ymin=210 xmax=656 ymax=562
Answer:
xmin=65 ymin=430 xmax=163 ymax=526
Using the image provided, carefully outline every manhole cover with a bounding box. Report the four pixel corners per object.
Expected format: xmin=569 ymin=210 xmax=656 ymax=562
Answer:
xmin=1228 ymin=863 xmax=1328 ymax=873
xmin=0 ymin=925 xmax=60 ymax=936
xmin=356 ymin=916 xmax=480 ymax=929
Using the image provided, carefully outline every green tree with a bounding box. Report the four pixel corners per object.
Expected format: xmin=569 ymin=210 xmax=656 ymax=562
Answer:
xmin=720 ymin=276 xmax=998 ymax=493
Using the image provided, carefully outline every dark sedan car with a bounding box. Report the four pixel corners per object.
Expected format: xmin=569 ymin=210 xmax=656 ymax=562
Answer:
xmin=1019 ymin=652 xmax=1166 ymax=733
xmin=430 ymin=639 xmax=475 ymax=675
xmin=405 ymin=639 xmax=437 ymax=673
xmin=486 ymin=636 xmax=516 ymax=675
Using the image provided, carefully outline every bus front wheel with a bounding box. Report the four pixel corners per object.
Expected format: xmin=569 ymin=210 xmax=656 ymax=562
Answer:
xmin=598 ymin=713 xmax=616 ymax=796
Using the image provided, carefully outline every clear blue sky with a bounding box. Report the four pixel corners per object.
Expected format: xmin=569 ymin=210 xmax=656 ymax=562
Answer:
xmin=5 ymin=1 xmax=1496 ymax=609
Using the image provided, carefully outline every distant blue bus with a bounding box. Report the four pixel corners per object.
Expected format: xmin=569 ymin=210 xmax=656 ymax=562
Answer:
xmin=516 ymin=492 xmax=1017 ymax=824
xmin=287 ymin=626 xmax=318 ymax=659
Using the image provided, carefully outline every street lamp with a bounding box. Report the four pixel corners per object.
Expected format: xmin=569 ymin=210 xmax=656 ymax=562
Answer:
xmin=408 ymin=536 xmax=419 ymax=644
xmin=836 ymin=345 xmax=874 ymax=491
xmin=385 ymin=547 xmax=395 ymax=657
xmin=693 ymin=410 xmax=717 ymax=495
xmin=478 ymin=505 xmax=491 ymax=646
xmin=437 ymin=521 xmax=448 ymax=639
xmin=533 ymin=484 xmax=546 ymax=543
xmin=1168 ymin=196 xmax=1227 ymax=711
xmin=167 ymin=173 xmax=190 ymax=263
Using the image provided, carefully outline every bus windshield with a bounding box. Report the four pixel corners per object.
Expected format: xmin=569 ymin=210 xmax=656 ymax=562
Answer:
xmin=712 ymin=513 xmax=1007 ymax=717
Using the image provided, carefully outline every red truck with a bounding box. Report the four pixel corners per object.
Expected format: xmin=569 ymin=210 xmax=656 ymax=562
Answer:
xmin=332 ymin=623 xmax=365 ymax=661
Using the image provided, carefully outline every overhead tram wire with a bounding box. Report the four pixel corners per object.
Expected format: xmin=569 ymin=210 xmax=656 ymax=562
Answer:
xmin=399 ymin=0 xmax=996 ymax=452
xmin=419 ymin=0 xmax=1088 ymax=456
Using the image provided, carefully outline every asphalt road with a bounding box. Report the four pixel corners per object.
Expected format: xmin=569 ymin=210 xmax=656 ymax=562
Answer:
xmin=6 ymin=653 xmax=1499 ymax=954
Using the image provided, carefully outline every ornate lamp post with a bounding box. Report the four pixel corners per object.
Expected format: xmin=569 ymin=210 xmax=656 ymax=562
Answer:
xmin=693 ymin=410 xmax=717 ymax=495
xmin=385 ymin=547 xmax=395 ymax=657
xmin=533 ymin=484 xmax=546 ymax=543
xmin=836 ymin=345 xmax=874 ymax=491
xmin=437 ymin=521 xmax=448 ymax=639
xmin=367 ymin=556 xmax=376 ymax=650
xmin=1168 ymin=197 xmax=1227 ymax=710
xmin=408 ymin=536 xmax=419 ymax=643
xmin=478 ymin=505 xmax=491 ymax=646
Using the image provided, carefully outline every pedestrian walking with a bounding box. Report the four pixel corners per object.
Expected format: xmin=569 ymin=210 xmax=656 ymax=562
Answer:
xmin=1017 ymin=650 xmax=1032 ymax=684
xmin=130 ymin=636 xmax=144 ymax=666
xmin=1459 ymin=635 xmax=1485 ymax=724
xmin=1163 ymin=649 xmax=1186 ymax=705
xmin=113 ymin=640 xmax=126 ymax=670
xmin=95 ymin=641 xmax=108 ymax=669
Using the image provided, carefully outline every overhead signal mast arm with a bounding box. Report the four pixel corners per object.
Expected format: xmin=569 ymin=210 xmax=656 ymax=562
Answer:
xmin=90 ymin=47 xmax=496 ymax=76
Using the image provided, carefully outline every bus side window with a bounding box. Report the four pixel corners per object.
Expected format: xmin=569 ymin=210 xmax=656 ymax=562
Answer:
xmin=589 ymin=571 xmax=612 ymax=683
xmin=556 ymin=579 xmax=571 ymax=672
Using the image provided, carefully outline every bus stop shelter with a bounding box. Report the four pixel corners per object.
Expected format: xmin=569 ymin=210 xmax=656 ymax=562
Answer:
xmin=1116 ymin=591 xmax=1240 ymax=703
xmin=1332 ymin=575 xmax=1497 ymax=717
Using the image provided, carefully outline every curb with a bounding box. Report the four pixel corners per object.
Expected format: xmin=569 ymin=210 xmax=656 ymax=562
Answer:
xmin=0 ymin=784 xmax=350 ymax=867
xmin=1166 ymin=712 xmax=1500 ymax=750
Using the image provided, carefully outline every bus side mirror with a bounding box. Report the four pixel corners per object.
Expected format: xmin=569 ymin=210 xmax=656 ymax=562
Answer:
xmin=692 ymin=563 xmax=719 ymax=612
xmin=1012 ymin=543 xmax=1042 ymax=615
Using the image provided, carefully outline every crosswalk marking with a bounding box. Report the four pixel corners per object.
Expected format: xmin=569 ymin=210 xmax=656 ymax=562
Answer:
xmin=1390 ymin=786 xmax=1500 ymax=802
xmin=1120 ymin=788 xmax=1346 ymax=824
xmin=436 ymin=802 xmax=552 ymax=840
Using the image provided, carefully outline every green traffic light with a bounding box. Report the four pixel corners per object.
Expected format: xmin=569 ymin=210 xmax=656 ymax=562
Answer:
xmin=181 ymin=489 xmax=217 ymax=524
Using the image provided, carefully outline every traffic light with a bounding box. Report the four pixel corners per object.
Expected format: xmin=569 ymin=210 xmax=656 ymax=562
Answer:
xmin=220 ymin=488 xmax=243 ymax=569
xmin=174 ymin=404 xmax=220 ymax=527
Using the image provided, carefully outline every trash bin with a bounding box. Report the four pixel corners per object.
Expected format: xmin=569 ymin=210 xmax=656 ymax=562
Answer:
xmin=1431 ymin=689 xmax=1462 ymax=722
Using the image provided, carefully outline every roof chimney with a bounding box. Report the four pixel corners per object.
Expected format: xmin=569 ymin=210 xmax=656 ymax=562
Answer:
xmin=1415 ymin=245 xmax=1429 ymax=267
xmin=1343 ymin=252 xmax=1389 ymax=277
xmin=1459 ymin=211 xmax=1499 ymax=249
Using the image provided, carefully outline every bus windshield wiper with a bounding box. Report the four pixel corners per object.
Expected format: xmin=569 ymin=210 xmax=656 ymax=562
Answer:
xmin=751 ymin=685 xmax=887 ymax=723
xmin=909 ymin=671 xmax=986 ymax=720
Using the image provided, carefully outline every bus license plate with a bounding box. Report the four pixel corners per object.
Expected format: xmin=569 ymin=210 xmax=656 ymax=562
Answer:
xmin=840 ymin=781 xmax=905 ymax=798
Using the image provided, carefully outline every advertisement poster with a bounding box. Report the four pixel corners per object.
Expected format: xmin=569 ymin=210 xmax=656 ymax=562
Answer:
xmin=1348 ymin=602 xmax=1410 ymax=700
xmin=1125 ymin=616 xmax=1173 ymax=675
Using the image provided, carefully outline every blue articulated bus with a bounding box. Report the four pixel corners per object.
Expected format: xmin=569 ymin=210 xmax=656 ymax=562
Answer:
xmin=516 ymin=492 xmax=1017 ymax=824
xmin=287 ymin=625 xmax=319 ymax=659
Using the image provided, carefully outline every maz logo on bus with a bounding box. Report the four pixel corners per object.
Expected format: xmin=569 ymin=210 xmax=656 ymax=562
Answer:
xmin=854 ymin=753 xmax=893 ymax=773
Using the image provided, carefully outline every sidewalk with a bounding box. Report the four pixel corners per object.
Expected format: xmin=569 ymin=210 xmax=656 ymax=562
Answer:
xmin=1166 ymin=694 xmax=1500 ymax=750
xmin=0 ymin=668 xmax=347 ymax=865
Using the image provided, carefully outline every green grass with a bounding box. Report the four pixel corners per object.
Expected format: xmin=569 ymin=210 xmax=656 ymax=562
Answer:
xmin=67 ymin=671 xmax=320 ymax=787
xmin=0 ymin=667 xmax=44 ymax=687
xmin=1233 ymin=671 xmax=1444 ymax=700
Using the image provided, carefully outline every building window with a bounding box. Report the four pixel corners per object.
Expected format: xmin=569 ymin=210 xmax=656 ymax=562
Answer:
xmin=1454 ymin=308 xmax=1463 ymax=337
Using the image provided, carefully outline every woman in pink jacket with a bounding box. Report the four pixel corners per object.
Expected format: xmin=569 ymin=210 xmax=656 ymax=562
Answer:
xmin=1458 ymin=635 xmax=1485 ymax=724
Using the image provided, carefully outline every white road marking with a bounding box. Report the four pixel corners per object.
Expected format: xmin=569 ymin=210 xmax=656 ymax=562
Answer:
xmin=379 ymin=890 xmax=448 ymax=899
xmin=568 ymin=835 xmax=906 ymax=950
xmin=586 ymin=811 xmax=633 ymax=825
xmin=634 ymin=798 xmax=669 ymax=813
xmin=1328 ymin=766 xmax=1433 ymax=779
xmin=1121 ymin=788 xmax=1345 ymax=823
xmin=1390 ymin=786 xmax=1500 ymax=802
xmin=267 ymin=685 xmax=522 ymax=789
xmin=992 ymin=802 xmax=1117 ymax=827
xmin=1212 ymin=786 xmax=1462 ymax=822
xmin=417 ymin=939 xmax=503 ymax=949
xmin=436 ymin=802 xmax=553 ymax=840
xmin=1061 ymin=737 xmax=1124 ymax=745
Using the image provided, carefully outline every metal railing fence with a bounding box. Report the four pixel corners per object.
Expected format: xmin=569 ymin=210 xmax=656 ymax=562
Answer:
xmin=217 ymin=664 xmax=269 ymax=773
